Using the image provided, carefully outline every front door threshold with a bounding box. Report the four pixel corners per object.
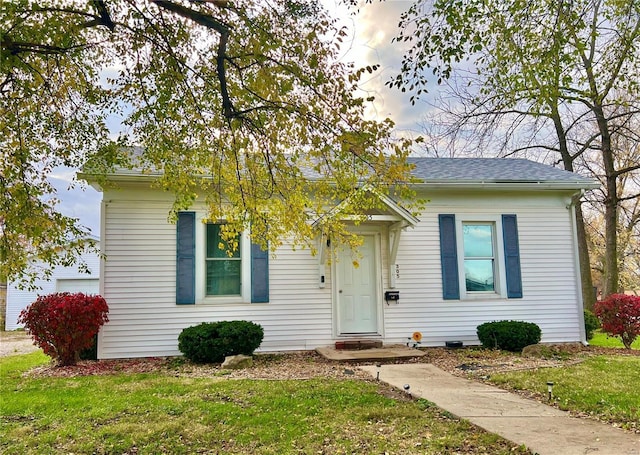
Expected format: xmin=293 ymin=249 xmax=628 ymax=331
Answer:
xmin=338 ymin=335 xmax=382 ymax=339
xmin=334 ymin=339 xmax=383 ymax=350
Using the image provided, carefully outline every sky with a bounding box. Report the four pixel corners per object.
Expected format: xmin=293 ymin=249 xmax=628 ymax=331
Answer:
xmin=50 ymin=1 xmax=428 ymax=238
xmin=329 ymin=0 xmax=429 ymax=133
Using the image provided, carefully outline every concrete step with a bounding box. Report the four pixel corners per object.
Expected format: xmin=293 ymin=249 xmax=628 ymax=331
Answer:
xmin=317 ymin=345 xmax=426 ymax=362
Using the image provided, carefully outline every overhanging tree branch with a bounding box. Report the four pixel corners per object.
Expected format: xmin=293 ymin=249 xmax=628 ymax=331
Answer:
xmin=84 ymin=0 xmax=115 ymax=30
xmin=150 ymin=0 xmax=235 ymax=118
xmin=1 ymin=39 xmax=90 ymax=55
xmin=613 ymin=164 xmax=640 ymax=179
xmin=619 ymin=192 xmax=640 ymax=202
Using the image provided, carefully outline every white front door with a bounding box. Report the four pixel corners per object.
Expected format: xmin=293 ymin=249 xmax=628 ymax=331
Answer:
xmin=336 ymin=234 xmax=380 ymax=334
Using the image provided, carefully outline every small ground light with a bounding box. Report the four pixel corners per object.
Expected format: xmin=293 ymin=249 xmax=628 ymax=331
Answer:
xmin=403 ymin=384 xmax=411 ymax=396
xmin=376 ymin=363 xmax=381 ymax=381
xmin=547 ymin=381 xmax=554 ymax=400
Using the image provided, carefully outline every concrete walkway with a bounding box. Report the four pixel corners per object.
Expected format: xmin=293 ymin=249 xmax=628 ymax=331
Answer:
xmin=360 ymin=364 xmax=640 ymax=455
xmin=0 ymin=331 xmax=39 ymax=357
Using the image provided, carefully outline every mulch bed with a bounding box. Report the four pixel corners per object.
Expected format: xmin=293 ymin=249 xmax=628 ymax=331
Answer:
xmin=26 ymin=343 xmax=638 ymax=379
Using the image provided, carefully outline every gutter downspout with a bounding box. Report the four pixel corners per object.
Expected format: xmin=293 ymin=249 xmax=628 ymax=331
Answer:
xmin=569 ymin=189 xmax=589 ymax=345
xmin=97 ymin=198 xmax=107 ymax=359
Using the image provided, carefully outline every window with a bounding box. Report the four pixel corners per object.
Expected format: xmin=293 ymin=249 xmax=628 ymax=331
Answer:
xmin=438 ymin=214 xmax=522 ymax=300
xmin=206 ymin=224 xmax=241 ymax=296
xmin=176 ymin=212 xmax=269 ymax=305
xmin=462 ymin=223 xmax=496 ymax=292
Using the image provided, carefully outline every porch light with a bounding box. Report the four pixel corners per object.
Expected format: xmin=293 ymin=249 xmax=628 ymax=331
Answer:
xmin=546 ymin=381 xmax=554 ymax=400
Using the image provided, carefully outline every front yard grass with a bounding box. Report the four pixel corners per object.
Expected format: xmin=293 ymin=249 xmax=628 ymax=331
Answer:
xmin=588 ymin=330 xmax=640 ymax=350
xmin=1 ymin=352 xmax=528 ymax=455
xmin=488 ymin=355 xmax=640 ymax=431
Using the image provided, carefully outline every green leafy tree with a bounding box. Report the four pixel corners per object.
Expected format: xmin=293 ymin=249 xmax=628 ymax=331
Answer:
xmin=390 ymin=0 xmax=640 ymax=304
xmin=586 ymin=131 xmax=640 ymax=294
xmin=2 ymin=0 xmax=417 ymax=287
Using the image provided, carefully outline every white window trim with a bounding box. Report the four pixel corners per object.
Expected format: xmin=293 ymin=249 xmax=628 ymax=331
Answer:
xmin=194 ymin=213 xmax=251 ymax=304
xmin=455 ymin=215 xmax=508 ymax=300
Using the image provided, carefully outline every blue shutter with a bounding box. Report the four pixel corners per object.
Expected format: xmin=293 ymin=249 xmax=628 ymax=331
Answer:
xmin=251 ymin=242 xmax=269 ymax=303
xmin=502 ymin=214 xmax=523 ymax=298
xmin=176 ymin=212 xmax=196 ymax=305
xmin=439 ymin=214 xmax=460 ymax=300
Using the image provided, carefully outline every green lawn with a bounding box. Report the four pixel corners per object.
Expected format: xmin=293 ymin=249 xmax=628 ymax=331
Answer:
xmin=588 ymin=330 xmax=640 ymax=350
xmin=489 ymin=355 xmax=640 ymax=430
xmin=0 ymin=352 xmax=527 ymax=455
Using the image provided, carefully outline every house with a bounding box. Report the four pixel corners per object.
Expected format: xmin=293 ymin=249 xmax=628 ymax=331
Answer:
xmin=5 ymin=238 xmax=100 ymax=330
xmin=83 ymin=158 xmax=598 ymax=359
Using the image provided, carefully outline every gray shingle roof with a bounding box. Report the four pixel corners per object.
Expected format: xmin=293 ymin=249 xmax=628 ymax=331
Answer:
xmin=85 ymin=150 xmax=597 ymax=189
xmin=408 ymin=158 xmax=595 ymax=184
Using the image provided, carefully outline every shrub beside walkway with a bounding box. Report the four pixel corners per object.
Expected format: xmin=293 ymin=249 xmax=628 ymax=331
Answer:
xmin=361 ymin=363 xmax=640 ymax=455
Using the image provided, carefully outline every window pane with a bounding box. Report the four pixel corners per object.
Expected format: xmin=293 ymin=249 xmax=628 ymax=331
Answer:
xmin=206 ymin=260 xmax=241 ymax=295
xmin=465 ymin=259 xmax=495 ymax=291
xmin=206 ymin=224 xmax=240 ymax=258
xmin=463 ymin=225 xmax=493 ymax=257
xmin=462 ymin=223 xmax=496 ymax=293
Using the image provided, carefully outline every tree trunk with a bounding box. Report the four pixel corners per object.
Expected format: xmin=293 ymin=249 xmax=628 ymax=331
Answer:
xmin=551 ymin=107 xmax=595 ymax=309
xmin=595 ymin=105 xmax=619 ymax=297
xmin=574 ymin=201 xmax=596 ymax=309
xmin=602 ymin=167 xmax=619 ymax=297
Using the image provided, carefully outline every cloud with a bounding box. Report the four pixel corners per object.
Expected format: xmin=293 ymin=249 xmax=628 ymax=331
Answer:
xmin=328 ymin=1 xmax=435 ymax=134
xmin=49 ymin=171 xmax=102 ymax=237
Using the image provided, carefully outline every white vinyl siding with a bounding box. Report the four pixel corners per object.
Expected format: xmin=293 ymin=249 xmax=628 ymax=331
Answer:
xmin=98 ymin=192 xmax=334 ymax=359
xmin=381 ymin=190 xmax=583 ymax=347
xmin=97 ymin=186 xmax=584 ymax=359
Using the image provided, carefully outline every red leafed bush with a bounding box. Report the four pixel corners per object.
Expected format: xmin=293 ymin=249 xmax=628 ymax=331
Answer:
xmin=594 ymin=294 xmax=640 ymax=349
xmin=18 ymin=293 xmax=109 ymax=366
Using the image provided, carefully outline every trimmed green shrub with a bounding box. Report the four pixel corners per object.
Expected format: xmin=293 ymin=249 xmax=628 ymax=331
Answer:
xmin=178 ymin=320 xmax=264 ymax=363
xmin=476 ymin=320 xmax=542 ymax=352
xmin=583 ymin=309 xmax=600 ymax=341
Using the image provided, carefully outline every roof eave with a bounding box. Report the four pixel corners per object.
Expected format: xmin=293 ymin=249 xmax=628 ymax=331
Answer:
xmin=79 ymin=170 xmax=600 ymax=194
xmin=78 ymin=171 xmax=162 ymax=192
xmin=411 ymin=181 xmax=600 ymax=191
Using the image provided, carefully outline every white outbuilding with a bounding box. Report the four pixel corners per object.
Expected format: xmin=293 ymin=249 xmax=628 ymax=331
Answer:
xmin=5 ymin=238 xmax=100 ymax=330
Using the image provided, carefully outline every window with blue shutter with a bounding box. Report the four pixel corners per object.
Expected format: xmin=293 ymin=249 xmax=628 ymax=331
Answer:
xmin=176 ymin=212 xmax=196 ymax=305
xmin=176 ymin=214 xmax=269 ymax=304
xmin=439 ymin=213 xmax=523 ymax=300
